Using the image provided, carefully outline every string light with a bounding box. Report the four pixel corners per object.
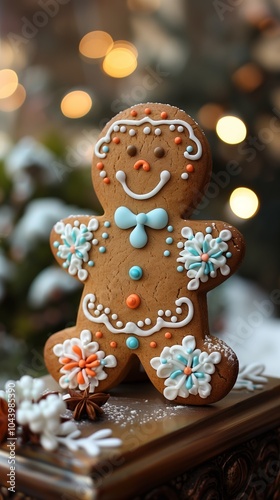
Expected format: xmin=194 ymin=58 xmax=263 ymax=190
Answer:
xmin=229 ymin=187 xmax=259 ymax=219
xmin=102 ymin=41 xmax=138 ymax=78
xmin=216 ymin=115 xmax=247 ymax=145
xmin=0 ymin=69 xmax=18 ymax=99
xmin=0 ymin=83 xmax=26 ymax=112
xmin=79 ymin=31 xmax=113 ymax=59
xmin=60 ymin=90 xmax=92 ymax=119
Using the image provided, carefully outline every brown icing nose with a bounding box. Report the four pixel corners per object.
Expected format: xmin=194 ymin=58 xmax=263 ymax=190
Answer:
xmin=133 ymin=159 xmax=150 ymax=172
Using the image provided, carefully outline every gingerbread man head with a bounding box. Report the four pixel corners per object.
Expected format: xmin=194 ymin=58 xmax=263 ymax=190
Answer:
xmin=44 ymin=103 xmax=245 ymax=405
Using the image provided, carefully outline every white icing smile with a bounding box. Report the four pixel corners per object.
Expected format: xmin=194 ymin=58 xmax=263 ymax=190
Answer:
xmin=116 ymin=169 xmax=171 ymax=200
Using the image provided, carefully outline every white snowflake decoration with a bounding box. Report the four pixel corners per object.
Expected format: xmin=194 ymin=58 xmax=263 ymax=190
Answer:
xmin=0 ymin=375 xmax=122 ymax=455
xmin=150 ymin=335 xmax=221 ymax=400
xmin=53 ymin=329 xmax=117 ymax=392
xmin=53 ymin=217 xmax=99 ymax=281
xmin=177 ymin=226 xmax=232 ymax=290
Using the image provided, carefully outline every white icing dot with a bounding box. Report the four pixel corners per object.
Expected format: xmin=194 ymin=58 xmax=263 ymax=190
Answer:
xmin=176 ymin=307 xmax=182 ymax=315
xmin=74 ymin=220 xmax=80 ymax=227
xmin=154 ymin=128 xmax=161 ymax=136
xmin=181 ymin=172 xmax=189 ymax=180
xmin=120 ymin=126 xmax=126 ymax=133
xmin=129 ymin=129 xmax=136 ymax=136
xmin=100 ymin=170 xmax=107 ymax=178
xmin=104 ymin=307 xmax=111 ymax=314
xmin=92 ymin=239 xmax=99 ymax=245
xmin=94 ymin=310 xmax=100 ymax=316
xmin=145 ymin=318 xmax=152 ymax=325
xmin=97 ymin=304 xmax=103 ymax=311
xmin=137 ymin=321 xmax=144 ymax=327
xmin=169 ymin=125 xmax=175 ymax=131
xmin=177 ymin=241 xmax=184 ymax=249
xmin=177 ymin=126 xmax=184 ymax=132
xmin=113 ymin=125 xmax=120 ymax=132
xmin=116 ymin=321 xmax=123 ymax=328
xmin=88 ymin=303 xmax=95 ymax=310
xmin=158 ymin=310 xmax=164 ymax=316
xmin=165 ymin=310 xmax=172 ymax=317
xmin=171 ymin=316 xmax=177 ymax=323
xmin=111 ymin=313 xmax=118 ymax=320
xmin=143 ymin=126 xmax=151 ymax=134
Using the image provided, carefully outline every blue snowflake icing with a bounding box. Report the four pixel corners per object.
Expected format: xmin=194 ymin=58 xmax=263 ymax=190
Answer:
xmin=177 ymin=226 xmax=233 ymax=290
xmin=53 ymin=218 xmax=100 ymax=281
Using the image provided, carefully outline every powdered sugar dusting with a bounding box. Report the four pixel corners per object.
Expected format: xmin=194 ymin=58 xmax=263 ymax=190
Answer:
xmin=102 ymin=399 xmax=186 ymax=428
xmin=204 ymin=335 xmax=236 ymax=363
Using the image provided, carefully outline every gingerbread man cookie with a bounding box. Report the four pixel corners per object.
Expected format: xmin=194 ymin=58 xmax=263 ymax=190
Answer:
xmin=44 ymin=103 xmax=245 ymax=405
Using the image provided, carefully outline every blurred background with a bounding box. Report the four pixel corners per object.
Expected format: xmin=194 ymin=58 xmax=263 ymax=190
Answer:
xmin=0 ymin=0 xmax=280 ymax=382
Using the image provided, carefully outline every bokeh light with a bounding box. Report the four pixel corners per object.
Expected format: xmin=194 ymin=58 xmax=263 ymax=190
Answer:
xmin=229 ymin=187 xmax=259 ymax=219
xmin=216 ymin=115 xmax=247 ymax=144
xmin=60 ymin=90 xmax=92 ymax=118
xmin=102 ymin=41 xmax=138 ymax=78
xmin=127 ymin=0 xmax=161 ymax=12
xmin=0 ymin=69 xmax=18 ymax=99
xmin=197 ymin=103 xmax=224 ymax=130
xmin=0 ymin=83 xmax=26 ymax=112
xmin=232 ymin=63 xmax=263 ymax=93
xmin=79 ymin=31 xmax=113 ymax=59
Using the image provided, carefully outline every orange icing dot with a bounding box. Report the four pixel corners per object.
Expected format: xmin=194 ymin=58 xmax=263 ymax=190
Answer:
xmin=184 ymin=366 xmax=192 ymax=376
xmin=186 ymin=164 xmax=194 ymax=173
xmin=103 ymin=177 xmax=110 ymax=184
xmin=174 ymin=137 xmax=182 ymax=144
xmin=95 ymin=331 xmax=103 ymax=339
xmin=161 ymin=111 xmax=168 ymax=119
xmin=150 ymin=341 xmax=157 ymax=348
xmin=165 ymin=332 xmax=172 ymax=339
xmin=110 ymin=341 xmax=117 ymax=348
xmin=78 ymin=359 xmax=86 ymax=368
xmin=144 ymin=107 xmax=151 ymax=115
xmin=113 ymin=137 xmax=120 ymax=144
xmin=201 ymin=253 xmax=209 ymax=262
xmin=126 ymin=293 xmax=141 ymax=309
xmin=131 ymin=110 xmax=137 ymax=117
xmin=96 ymin=162 xmax=104 ymax=170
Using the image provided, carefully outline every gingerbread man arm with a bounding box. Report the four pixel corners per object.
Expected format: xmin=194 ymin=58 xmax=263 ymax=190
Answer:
xmin=50 ymin=214 xmax=102 ymax=283
xmin=177 ymin=220 xmax=245 ymax=293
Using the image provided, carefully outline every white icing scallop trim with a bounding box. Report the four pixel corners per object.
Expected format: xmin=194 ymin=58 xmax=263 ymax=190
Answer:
xmin=95 ymin=117 xmax=202 ymax=161
xmin=82 ymin=294 xmax=194 ymax=337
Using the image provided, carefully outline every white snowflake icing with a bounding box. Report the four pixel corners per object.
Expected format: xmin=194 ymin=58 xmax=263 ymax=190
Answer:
xmin=0 ymin=375 xmax=122 ymax=455
xmin=150 ymin=335 xmax=221 ymax=400
xmin=233 ymin=363 xmax=268 ymax=391
xmin=53 ymin=217 xmax=99 ymax=281
xmin=53 ymin=329 xmax=117 ymax=392
xmin=177 ymin=226 xmax=232 ymax=290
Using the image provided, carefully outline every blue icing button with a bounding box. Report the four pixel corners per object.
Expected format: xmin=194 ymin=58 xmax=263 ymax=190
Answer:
xmin=206 ymin=226 xmax=212 ymax=234
xmin=186 ymin=145 xmax=193 ymax=153
xmin=99 ymin=246 xmax=106 ymax=253
xmin=88 ymin=260 xmax=94 ymax=267
xmin=177 ymin=265 xmax=184 ymax=272
xmin=129 ymin=266 xmax=143 ymax=280
xmin=102 ymin=145 xmax=109 ymax=153
xmin=104 ymin=221 xmax=111 ymax=228
xmin=53 ymin=241 xmax=59 ymax=248
xmin=167 ymin=225 xmax=174 ymax=232
xmin=163 ymin=250 xmax=170 ymax=257
xmin=102 ymin=232 xmax=109 ymax=239
xmin=166 ymin=237 xmax=173 ymax=244
xmin=126 ymin=337 xmax=139 ymax=350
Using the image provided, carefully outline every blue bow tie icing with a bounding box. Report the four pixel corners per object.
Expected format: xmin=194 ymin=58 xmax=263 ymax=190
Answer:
xmin=114 ymin=206 xmax=168 ymax=248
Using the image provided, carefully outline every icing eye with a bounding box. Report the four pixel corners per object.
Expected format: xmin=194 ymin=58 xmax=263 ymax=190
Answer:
xmin=127 ymin=145 xmax=137 ymax=157
xmin=154 ymin=147 xmax=165 ymax=158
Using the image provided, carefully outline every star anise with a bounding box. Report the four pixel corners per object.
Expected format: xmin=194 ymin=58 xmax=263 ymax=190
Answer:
xmin=0 ymin=399 xmax=8 ymax=443
xmin=65 ymin=388 xmax=109 ymax=421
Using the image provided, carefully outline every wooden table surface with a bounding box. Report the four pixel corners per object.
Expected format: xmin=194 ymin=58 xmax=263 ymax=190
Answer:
xmin=0 ymin=376 xmax=280 ymax=499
